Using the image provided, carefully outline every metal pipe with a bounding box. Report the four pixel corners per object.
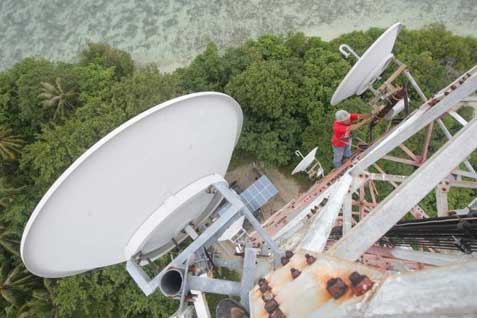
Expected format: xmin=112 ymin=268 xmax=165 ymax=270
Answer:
xmin=160 ymin=268 xmax=184 ymax=297
xmin=188 ymin=276 xmax=241 ymax=296
xmin=402 ymin=69 xmax=428 ymax=102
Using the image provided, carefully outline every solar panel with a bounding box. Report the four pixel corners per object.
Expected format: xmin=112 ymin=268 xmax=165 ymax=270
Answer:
xmin=240 ymin=176 xmax=278 ymax=212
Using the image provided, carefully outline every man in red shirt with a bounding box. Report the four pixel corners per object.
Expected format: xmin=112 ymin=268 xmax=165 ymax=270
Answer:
xmin=332 ymin=110 xmax=370 ymax=168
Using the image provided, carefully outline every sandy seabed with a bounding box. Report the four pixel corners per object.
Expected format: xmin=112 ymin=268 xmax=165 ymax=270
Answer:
xmin=1 ymin=0 xmax=477 ymax=72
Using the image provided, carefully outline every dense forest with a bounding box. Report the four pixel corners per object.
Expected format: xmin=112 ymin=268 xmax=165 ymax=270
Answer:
xmin=1 ymin=25 xmax=477 ymax=317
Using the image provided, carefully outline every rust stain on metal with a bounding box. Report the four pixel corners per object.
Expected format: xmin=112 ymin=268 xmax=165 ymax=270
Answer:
xmin=251 ymin=252 xmax=384 ymax=317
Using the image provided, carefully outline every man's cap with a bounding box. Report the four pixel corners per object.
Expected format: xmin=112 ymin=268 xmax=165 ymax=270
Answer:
xmin=335 ymin=110 xmax=351 ymax=122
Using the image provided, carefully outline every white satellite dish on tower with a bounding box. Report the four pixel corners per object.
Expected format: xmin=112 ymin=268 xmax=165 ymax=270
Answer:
xmin=292 ymin=147 xmax=324 ymax=179
xmin=331 ymin=22 xmax=402 ymax=105
xmin=21 ymin=92 xmax=243 ymax=278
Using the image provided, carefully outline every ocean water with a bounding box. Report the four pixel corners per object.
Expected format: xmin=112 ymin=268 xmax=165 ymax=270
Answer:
xmin=1 ymin=0 xmax=476 ymax=72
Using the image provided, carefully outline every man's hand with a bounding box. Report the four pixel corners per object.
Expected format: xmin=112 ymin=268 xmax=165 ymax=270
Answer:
xmin=349 ymin=113 xmax=372 ymax=131
xmin=359 ymin=113 xmax=371 ymax=120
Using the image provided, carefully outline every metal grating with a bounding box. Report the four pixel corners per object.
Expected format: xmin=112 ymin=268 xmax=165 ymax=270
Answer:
xmin=240 ymin=176 xmax=278 ymax=212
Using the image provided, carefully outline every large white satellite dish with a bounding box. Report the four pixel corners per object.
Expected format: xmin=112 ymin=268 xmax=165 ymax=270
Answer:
xmin=331 ymin=22 xmax=402 ymax=105
xmin=21 ymin=92 xmax=243 ymax=278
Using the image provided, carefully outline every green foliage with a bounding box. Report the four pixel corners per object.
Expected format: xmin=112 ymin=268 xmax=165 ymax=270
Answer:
xmin=179 ymin=42 xmax=226 ymax=92
xmin=1 ymin=25 xmax=477 ymax=317
xmin=225 ymin=60 xmax=302 ymax=165
xmin=53 ymin=265 xmax=177 ymax=318
xmin=79 ymin=43 xmax=135 ymax=79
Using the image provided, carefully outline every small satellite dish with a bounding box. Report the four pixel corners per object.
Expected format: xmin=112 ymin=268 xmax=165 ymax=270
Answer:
xmin=331 ymin=22 xmax=402 ymax=105
xmin=292 ymin=147 xmax=324 ymax=179
xmin=21 ymin=92 xmax=243 ymax=278
xmin=292 ymin=147 xmax=318 ymax=175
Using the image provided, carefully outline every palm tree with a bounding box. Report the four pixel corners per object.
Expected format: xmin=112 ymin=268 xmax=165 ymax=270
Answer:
xmin=0 ymin=264 xmax=34 ymax=306
xmin=38 ymin=77 xmax=77 ymax=120
xmin=0 ymin=178 xmax=25 ymax=211
xmin=14 ymin=287 xmax=57 ymax=318
xmin=0 ymin=224 xmax=20 ymax=256
xmin=0 ymin=127 xmax=24 ymax=161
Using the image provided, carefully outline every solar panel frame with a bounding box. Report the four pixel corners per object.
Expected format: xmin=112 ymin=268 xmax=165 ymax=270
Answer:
xmin=239 ymin=176 xmax=278 ymax=212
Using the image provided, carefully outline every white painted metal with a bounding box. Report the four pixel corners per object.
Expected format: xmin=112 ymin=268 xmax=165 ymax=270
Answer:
xmin=188 ymin=276 xmax=241 ymax=296
xmin=384 ymin=98 xmax=407 ymax=120
xmin=449 ymin=110 xmax=468 ymax=126
xmin=331 ymin=22 xmax=402 ymax=105
xmin=390 ymin=248 xmax=475 ymax=266
xmin=363 ymin=261 xmax=477 ymax=317
xmin=301 ymin=173 xmax=353 ymax=253
xmin=436 ymin=184 xmax=450 ymax=217
xmin=21 ymin=92 xmax=243 ymax=278
xmin=218 ymin=216 xmax=245 ymax=242
xmin=328 ymin=118 xmax=477 ymax=261
xmin=240 ymin=247 xmax=257 ymax=309
xmin=368 ymin=172 xmax=407 ymax=183
xmin=191 ymin=290 xmax=211 ymax=318
xmin=436 ymin=118 xmax=476 ymax=174
xmin=342 ymin=192 xmax=352 ymax=234
xmin=292 ymin=147 xmax=318 ymax=175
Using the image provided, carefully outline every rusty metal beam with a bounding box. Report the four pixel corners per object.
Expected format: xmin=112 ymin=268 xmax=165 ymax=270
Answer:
xmin=371 ymin=165 xmax=428 ymax=219
xmin=422 ymin=122 xmax=434 ymax=162
xmin=383 ymin=155 xmax=419 ymax=166
xmin=327 ymin=118 xmax=477 ymax=261
xmin=351 ymin=73 xmax=477 ymax=175
xmin=398 ymin=144 xmax=418 ymax=161
xmin=450 ymin=180 xmax=477 ymax=189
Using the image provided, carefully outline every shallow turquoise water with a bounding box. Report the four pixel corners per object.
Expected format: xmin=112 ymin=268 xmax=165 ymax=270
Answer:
xmin=1 ymin=0 xmax=476 ymax=72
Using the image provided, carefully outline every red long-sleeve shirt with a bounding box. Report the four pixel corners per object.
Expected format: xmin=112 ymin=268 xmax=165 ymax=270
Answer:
xmin=331 ymin=113 xmax=359 ymax=147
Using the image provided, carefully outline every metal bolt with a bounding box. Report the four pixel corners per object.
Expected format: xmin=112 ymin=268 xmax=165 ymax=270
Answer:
xmin=269 ymin=308 xmax=286 ymax=318
xmin=259 ymin=278 xmax=270 ymax=293
xmin=304 ymin=253 xmax=316 ymax=265
xmin=290 ymin=268 xmax=301 ymax=279
xmin=281 ymin=256 xmax=290 ymax=266
xmin=262 ymin=290 xmax=275 ymax=302
xmin=326 ymin=277 xmax=349 ymax=299
xmin=264 ymin=298 xmax=279 ymax=313
xmin=349 ymin=272 xmax=374 ymax=296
